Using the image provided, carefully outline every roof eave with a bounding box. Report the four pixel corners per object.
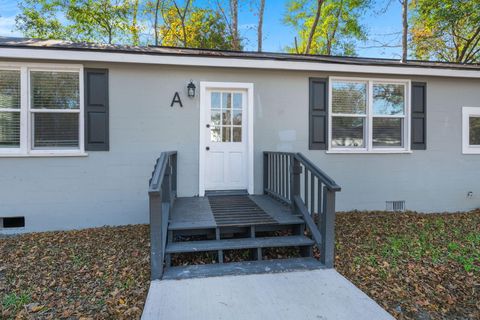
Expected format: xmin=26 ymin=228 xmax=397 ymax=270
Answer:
xmin=0 ymin=46 xmax=479 ymax=79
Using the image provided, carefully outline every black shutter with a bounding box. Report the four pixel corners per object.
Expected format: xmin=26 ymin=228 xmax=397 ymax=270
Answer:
xmin=411 ymin=82 xmax=427 ymax=150
xmin=309 ymin=78 xmax=328 ymax=150
xmin=85 ymin=68 xmax=109 ymax=151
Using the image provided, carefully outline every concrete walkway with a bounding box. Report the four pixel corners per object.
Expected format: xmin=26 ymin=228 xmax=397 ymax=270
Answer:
xmin=142 ymin=269 xmax=394 ymax=320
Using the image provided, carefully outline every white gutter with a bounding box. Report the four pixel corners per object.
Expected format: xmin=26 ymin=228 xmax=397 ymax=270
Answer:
xmin=0 ymin=47 xmax=479 ymax=78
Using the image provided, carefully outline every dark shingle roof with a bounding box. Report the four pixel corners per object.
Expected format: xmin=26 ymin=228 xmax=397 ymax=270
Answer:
xmin=0 ymin=36 xmax=479 ymax=71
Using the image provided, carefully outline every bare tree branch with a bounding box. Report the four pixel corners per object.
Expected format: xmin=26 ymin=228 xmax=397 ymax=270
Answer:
xmin=305 ymin=0 xmax=325 ymax=54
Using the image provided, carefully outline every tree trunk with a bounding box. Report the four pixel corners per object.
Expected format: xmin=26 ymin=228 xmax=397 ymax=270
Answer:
xmin=401 ymin=0 xmax=408 ymax=62
xmin=132 ymin=0 xmax=140 ymax=45
xmin=305 ymin=0 xmax=324 ymax=54
xmin=257 ymin=0 xmax=265 ymax=52
xmin=231 ymin=0 xmax=239 ymax=50
xmin=154 ymin=0 xmax=161 ymax=46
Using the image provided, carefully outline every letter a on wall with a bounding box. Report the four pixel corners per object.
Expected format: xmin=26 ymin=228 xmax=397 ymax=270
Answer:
xmin=170 ymin=92 xmax=183 ymax=107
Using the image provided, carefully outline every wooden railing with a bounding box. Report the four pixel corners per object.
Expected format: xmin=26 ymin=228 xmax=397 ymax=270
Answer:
xmin=148 ymin=151 xmax=177 ymax=280
xmin=263 ymin=151 xmax=341 ymax=268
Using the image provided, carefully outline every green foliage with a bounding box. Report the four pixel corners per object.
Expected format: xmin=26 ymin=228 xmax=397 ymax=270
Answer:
xmin=410 ymin=0 xmax=480 ymax=63
xmin=2 ymin=292 xmax=31 ymax=314
xmin=159 ymin=4 xmax=235 ymax=50
xmin=16 ymin=0 xmax=132 ymax=44
xmin=283 ymin=0 xmax=370 ymax=55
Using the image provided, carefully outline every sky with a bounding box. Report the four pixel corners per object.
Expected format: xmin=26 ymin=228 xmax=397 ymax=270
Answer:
xmin=0 ymin=0 xmax=403 ymax=59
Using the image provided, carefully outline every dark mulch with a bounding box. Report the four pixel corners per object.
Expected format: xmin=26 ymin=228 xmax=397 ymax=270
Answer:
xmin=1 ymin=210 xmax=479 ymax=319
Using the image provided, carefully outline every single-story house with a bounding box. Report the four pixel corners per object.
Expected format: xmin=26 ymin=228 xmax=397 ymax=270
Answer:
xmin=0 ymin=37 xmax=479 ymax=234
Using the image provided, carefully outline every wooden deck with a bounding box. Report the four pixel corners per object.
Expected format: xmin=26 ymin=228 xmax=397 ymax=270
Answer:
xmin=169 ymin=195 xmax=303 ymax=230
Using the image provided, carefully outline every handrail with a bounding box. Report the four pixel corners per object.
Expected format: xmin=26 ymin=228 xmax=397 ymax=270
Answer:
xmin=149 ymin=151 xmax=178 ymax=193
xmin=295 ymin=153 xmax=341 ymax=192
xmin=149 ymin=151 xmax=177 ymax=280
xmin=263 ymin=151 xmax=341 ymax=268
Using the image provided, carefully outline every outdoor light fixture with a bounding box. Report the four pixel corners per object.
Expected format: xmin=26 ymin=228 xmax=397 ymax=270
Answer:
xmin=187 ymin=81 xmax=196 ymax=98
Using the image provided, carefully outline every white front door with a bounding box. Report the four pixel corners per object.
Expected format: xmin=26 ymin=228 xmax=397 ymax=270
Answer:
xmin=203 ymin=89 xmax=248 ymax=191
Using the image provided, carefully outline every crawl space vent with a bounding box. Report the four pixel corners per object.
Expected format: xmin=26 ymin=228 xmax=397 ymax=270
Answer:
xmin=1 ymin=217 xmax=25 ymax=228
xmin=385 ymin=201 xmax=405 ymax=212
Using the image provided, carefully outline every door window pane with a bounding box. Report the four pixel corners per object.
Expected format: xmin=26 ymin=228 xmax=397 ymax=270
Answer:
xmin=222 ymin=110 xmax=231 ymax=125
xmin=233 ymin=93 xmax=242 ymax=109
xmin=33 ymin=113 xmax=79 ymax=148
xmin=0 ymin=70 xmax=20 ymax=109
xmin=470 ymin=116 xmax=480 ymax=146
xmin=222 ymin=93 xmax=232 ymax=110
xmin=373 ymin=83 xmax=405 ymax=115
xmin=332 ymin=81 xmax=367 ymax=114
xmin=233 ymin=127 xmax=242 ymax=142
xmin=373 ymin=118 xmax=403 ymax=147
xmin=211 ymin=110 xmax=221 ymax=125
xmin=0 ymin=112 xmax=20 ymax=147
xmin=211 ymin=127 xmax=221 ymax=142
xmin=222 ymin=127 xmax=231 ymax=142
xmin=31 ymin=71 xmax=79 ymax=109
xmin=233 ymin=110 xmax=242 ymax=125
xmin=211 ymin=92 xmax=221 ymax=109
xmin=331 ymin=117 xmax=365 ymax=148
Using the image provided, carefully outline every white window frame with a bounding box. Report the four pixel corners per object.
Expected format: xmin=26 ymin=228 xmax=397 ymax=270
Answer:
xmin=462 ymin=106 xmax=480 ymax=154
xmin=0 ymin=62 xmax=86 ymax=157
xmin=327 ymin=76 xmax=411 ymax=154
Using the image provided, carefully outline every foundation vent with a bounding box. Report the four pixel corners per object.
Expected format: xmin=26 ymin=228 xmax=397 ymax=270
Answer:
xmin=386 ymin=201 xmax=405 ymax=212
xmin=1 ymin=217 xmax=25 ymax=229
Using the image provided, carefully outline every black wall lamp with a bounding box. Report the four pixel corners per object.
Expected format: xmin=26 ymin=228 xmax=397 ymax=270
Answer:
xmin=187 ymin=81 xmax=196 ymax=98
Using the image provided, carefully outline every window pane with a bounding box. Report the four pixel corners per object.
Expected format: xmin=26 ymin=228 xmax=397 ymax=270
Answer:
xmin=233 ymin=110 xmax=242 ymax=125
xmin=332 ymin=81 xmax=367 ymax=114
xmin=222 ymin=111 xmax=231 ymax=125
xmin=211 ymin=92 xmax=220 ymax=109
xmin=332 ymin=117 xmax=365 ymax=147
xmin=373 ymin=118 xmax=403 ymax=147
xmin=31 ymin=71 xmax=79 ymax=109
xmin=211 ymin=110 xmax=221 ymax=125
xmin=0 ymin=112 xmax=20 ymax=147
xmin=222 ymin=126 xmax=231 ymax=142
xmin=233 ymin=93 xmax=242 ymax=109
xmin=0 ymin=70 xmax=20 ymax=109
xmin=33 ymin=113 xmax=79 ymax=148
xmin=222 ymin=93 xmax=231 ymax=110
xmin=211 ymin=127 xmax=221 ymax=142
xmin=373 ymin=83 xmax=405 ymax=115
xmin=233 ymin=127 xmax=242 ymax=142
xmin=470 ymin=117 xmax=480 ymax=146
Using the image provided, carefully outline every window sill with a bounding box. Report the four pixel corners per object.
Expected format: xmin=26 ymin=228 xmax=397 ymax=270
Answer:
xmin=0 ymin=152 xmax=88 ymax=158
xmin=462 ymin=149 xmax=480 ymax=155
xmin=326 ymin=149 xmax=412 ymax=154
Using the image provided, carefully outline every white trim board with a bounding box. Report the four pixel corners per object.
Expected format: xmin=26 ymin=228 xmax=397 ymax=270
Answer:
xmin=1 ymin=48 xmax=479 ymax=78
xmin=462 ymin=106 xmax=480 ymax=154
xmin=198 ymin=82 xmax=254 ymax=196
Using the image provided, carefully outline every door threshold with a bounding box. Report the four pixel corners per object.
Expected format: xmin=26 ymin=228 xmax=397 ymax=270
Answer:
xmin=205 ymin=189 xmax=249 ymax=197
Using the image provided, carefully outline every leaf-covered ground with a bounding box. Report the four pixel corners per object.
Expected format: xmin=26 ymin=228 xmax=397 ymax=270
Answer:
xmin=1 ymin=211 xmax=479 ymax=319
xmin=0 ymin=225 xmax=150 ymax=319
xmin=335 ymin=210 xmax=480 ymax=320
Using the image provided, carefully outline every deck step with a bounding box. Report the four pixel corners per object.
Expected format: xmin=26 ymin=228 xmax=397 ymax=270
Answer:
xmin=165 ymin=235 xmax=314 ymax=254
xmin=162 ymin=257 xmax=324 ymax=280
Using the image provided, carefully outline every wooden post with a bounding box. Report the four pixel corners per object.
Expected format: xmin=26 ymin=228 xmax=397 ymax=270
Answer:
xmin=291 ymin=156 xmax=302 ymax=209
xmin=321 ymin=187 xmax=336 ymax=268
xmin=150 ymin=192 xmax=163 ymax=280
xmin=263 ymin=152 xmax=268 ymax=194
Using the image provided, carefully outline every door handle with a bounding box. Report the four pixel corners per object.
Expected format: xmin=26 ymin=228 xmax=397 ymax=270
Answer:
xmin=206 ymin=146 xmax=210 ymax=151
xmin=206 ymin=124 xmax=210 ymax=128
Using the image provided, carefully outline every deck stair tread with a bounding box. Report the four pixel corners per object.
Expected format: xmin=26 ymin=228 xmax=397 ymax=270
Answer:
xmin=162 ymin=257 xmax=324 ymax=280
xmin=208 ymin=195 xmax=278 ymax=226
xmin=168 ymin=195 xmax=304 ymax=230
xmin=165 ymin=235 xmax=314 ymax=253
